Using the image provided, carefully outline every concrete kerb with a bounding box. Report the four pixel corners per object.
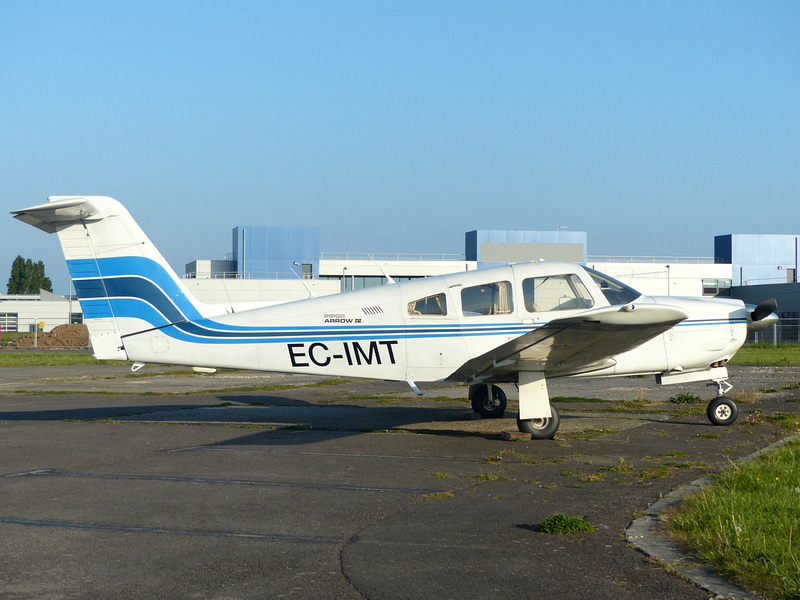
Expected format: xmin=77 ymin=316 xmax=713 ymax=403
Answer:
xmin=627 ymin=433 xmax=800 ymax=600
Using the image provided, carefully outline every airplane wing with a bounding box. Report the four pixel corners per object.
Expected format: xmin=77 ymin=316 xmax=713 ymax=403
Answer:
xmin=449 ymin=303 xmax=689 ymax=383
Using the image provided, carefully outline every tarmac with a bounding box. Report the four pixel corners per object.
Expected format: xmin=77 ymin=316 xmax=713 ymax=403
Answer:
xmin=1 ymin=362 xmax=799 ymax=599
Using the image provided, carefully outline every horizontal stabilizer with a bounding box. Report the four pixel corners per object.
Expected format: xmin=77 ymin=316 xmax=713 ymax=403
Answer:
xmin=11 ymin=196 xmax=117 ymax=233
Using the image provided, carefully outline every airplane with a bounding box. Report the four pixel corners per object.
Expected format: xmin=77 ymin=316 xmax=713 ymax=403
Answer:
xmin=12 ymin=196 xmax=779 ymax=439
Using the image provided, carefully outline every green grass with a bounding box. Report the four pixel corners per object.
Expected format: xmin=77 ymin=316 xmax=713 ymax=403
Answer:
xmin=729 ymin=343 xmax=800 ymax=366
xmin=551 ymin=396 xmax=609 ymax=403
xmin=665 ymin=439 xmax=800 ymax=600
xmin=0 ymin=352 xmax=123 ymax=367
xmin=537 ymin=513 xmax=595 ymax=534
xmin=668 ymin=392 xmax=703 ymax=404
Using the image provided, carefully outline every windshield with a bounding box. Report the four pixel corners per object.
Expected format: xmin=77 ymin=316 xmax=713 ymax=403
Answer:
xmin=583 ymin=267 xmax=642 ymax=305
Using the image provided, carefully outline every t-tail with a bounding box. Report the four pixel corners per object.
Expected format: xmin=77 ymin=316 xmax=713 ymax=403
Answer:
xmin=12 ymin=196 xmax=211 ymax=360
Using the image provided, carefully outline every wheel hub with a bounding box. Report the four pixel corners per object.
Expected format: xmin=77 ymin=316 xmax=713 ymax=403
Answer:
xmin=714 ymin=405 xmax=732 ymax=420
xmin=484 ymin=397 xmax=500 ymax=410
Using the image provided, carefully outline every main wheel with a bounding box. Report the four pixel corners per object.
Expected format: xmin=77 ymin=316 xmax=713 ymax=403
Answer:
xmin=517 ymin=405 xmax=560 ymax=440
xmin=707 ymin=396 xmax=738 ymax=426
xmin=470 ymin=384 xmax=507 ymax=418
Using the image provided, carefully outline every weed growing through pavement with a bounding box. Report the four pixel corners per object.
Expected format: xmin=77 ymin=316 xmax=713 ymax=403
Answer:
xmin=537 ymin=514 xmax=595 ymax=534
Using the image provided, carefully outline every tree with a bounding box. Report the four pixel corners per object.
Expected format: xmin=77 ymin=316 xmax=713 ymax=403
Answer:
xmin=7 ymin=256 xmax=53 ymax=294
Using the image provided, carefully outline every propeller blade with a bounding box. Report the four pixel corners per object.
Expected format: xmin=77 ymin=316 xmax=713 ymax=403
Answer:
xmin=751 ymin=298 xmax=778 ymax=322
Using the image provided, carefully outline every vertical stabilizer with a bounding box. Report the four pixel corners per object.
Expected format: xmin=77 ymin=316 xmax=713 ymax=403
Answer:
xmin=12 ymin=196 xmax=209 ymax=360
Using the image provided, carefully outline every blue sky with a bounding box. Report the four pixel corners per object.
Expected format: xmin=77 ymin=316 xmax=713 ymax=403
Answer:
xmin=2 ymin=1 xmax=798 ymax=294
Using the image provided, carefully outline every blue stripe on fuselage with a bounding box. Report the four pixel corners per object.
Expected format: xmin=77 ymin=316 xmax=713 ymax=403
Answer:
xmin=68 ymin=255 xmax=748 ymax=346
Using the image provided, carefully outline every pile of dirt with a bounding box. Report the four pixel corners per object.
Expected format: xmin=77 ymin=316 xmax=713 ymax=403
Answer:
xmin=7 ymin=324 xmax=90 ymax=350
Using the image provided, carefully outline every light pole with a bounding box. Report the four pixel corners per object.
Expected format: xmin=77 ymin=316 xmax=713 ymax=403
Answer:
xmin=665 ymin=265 xmax=670 ymax=296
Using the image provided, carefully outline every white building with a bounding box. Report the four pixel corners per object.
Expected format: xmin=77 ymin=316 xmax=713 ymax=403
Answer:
xmin=0 ymin=290 xmax=81 ymax=333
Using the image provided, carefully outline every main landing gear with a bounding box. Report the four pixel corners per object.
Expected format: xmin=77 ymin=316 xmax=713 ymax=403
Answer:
xmin=470 ymin=384 xmax=507 ymax=419
xmin=517 ymin=406 xmax=560 ymax=440
xmin=706 ymin=380 xmax=738 ymax=426
xmin=469 ymin=383 xmax=560 ymax=440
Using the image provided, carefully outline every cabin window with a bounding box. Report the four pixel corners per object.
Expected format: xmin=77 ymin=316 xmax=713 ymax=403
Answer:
xmin=583 ymin=267 xmax=642 ymax=305
xmin=408 ymin=293 xmax=447 ymax=316
xmin=461 ymin=281 xmax=513 ymax=316
xmin=522 ymin=275 xmax=594 ymax=312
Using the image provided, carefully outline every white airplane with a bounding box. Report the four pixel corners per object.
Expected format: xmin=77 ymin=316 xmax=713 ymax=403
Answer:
xmin=13 ymin=196 xmax=779 ymax=439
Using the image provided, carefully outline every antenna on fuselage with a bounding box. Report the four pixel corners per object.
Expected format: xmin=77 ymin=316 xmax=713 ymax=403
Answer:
xmin=291 ymin=262 xmax=317 ymax=298
xmin=368 ymin=255 xmax=396 ymax=285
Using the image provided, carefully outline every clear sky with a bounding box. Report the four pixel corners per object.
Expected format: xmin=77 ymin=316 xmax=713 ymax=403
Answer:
xmin=2 ymin=1 xmax=798 ymax=294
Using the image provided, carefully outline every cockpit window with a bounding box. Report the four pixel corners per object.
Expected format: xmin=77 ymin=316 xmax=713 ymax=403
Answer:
xmin=408 ymin=293 xmax=447 ymax=316
xmin=584 ymin=267 xmax=642 ymax=305
xmin=461 ymin=281 xmax=513 ymax=316
xmin=522 ymin=275 xmax=594 ymax=312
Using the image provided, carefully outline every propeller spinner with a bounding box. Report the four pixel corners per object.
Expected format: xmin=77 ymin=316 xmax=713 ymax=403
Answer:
xmin=747 ymin=298 xmax=779 ymax=332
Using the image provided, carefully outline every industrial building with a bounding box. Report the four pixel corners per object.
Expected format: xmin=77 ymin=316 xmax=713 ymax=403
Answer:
xmin=3 ymin=226 xmax=798 ymax=344
xmin=184 ymin=226 xmax=733 ymax=300
xmin=0 ymin=290 xmax=80 ymax=334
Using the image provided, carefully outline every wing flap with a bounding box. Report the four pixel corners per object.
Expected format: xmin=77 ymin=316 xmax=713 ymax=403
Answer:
xmin=449 ymin=303 xmax=688 ymax=383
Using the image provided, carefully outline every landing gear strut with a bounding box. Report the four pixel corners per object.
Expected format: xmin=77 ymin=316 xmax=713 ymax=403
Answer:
xmin=706 ymin=380 xmax=738 ymax=426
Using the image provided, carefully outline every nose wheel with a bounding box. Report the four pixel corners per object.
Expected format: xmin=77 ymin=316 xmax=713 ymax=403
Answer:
xmin=706 ymin=380 xmax=738 ymax=426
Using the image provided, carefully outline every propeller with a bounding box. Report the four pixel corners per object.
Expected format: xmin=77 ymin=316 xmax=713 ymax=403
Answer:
xmin=751 ymin=298 xmax=778 ymax=323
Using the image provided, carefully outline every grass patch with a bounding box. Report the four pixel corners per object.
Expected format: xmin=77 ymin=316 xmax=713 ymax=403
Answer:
xmin=763 ymin=412 xmax=800 ymax=431
xmin=0 ymin=352 xmax=123 ymax=367
xmin=469 ymin=473 xmax=500 ymax=481
xmin=638 ymin=465 xmax=671 ymax=479
xmin=304 ymin=378 xmax=350 ymax=387
xmin=670 ymin=405 xmax=707 ymax=418
xmin=663 ymin=450 xmax=689 ymax=457
xmin=577 ymin=406 xmax=663 ymax=415
xmin=668 ymin=392 xmax=703 ymax=404
xmin=537 ymin=513 xmax=595 ymax=534
xmin=563 ymin=428 xmax=619 ymax=440
xmin=603 ymin=459 xmax=633 ymax=473
xmin=730 ymin=343 xmax=800 ymax=366
xmin=423 ymin=492 xmax=453 ymax=499
xmin=665 ymin=439 xmax=800 ymax=600
xmin=551 ymin=396 xmax=609 ymax=403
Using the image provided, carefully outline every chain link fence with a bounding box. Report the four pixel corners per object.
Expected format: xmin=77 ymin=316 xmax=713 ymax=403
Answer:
xmin=746 ymin=317 xmax=800 ymax=345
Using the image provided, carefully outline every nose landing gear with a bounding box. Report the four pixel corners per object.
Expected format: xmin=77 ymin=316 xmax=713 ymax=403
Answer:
xmin=706 ymin=380 xmax=738 ymax=426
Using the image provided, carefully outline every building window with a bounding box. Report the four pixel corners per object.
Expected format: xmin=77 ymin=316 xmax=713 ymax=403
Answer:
xmin=703 ymin=279 xmax=732 ymax=297
xmin=0 ymin=313 xmax=18 ymax=332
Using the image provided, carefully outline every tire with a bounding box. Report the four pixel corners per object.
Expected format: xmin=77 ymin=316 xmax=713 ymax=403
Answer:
xmin=517 ymin=405 xmax=560 ymax=439
xmin=470 ymin=384 xmax=507 ymax=418
xmin=707 ymin=396 xmax=738 ymax=426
